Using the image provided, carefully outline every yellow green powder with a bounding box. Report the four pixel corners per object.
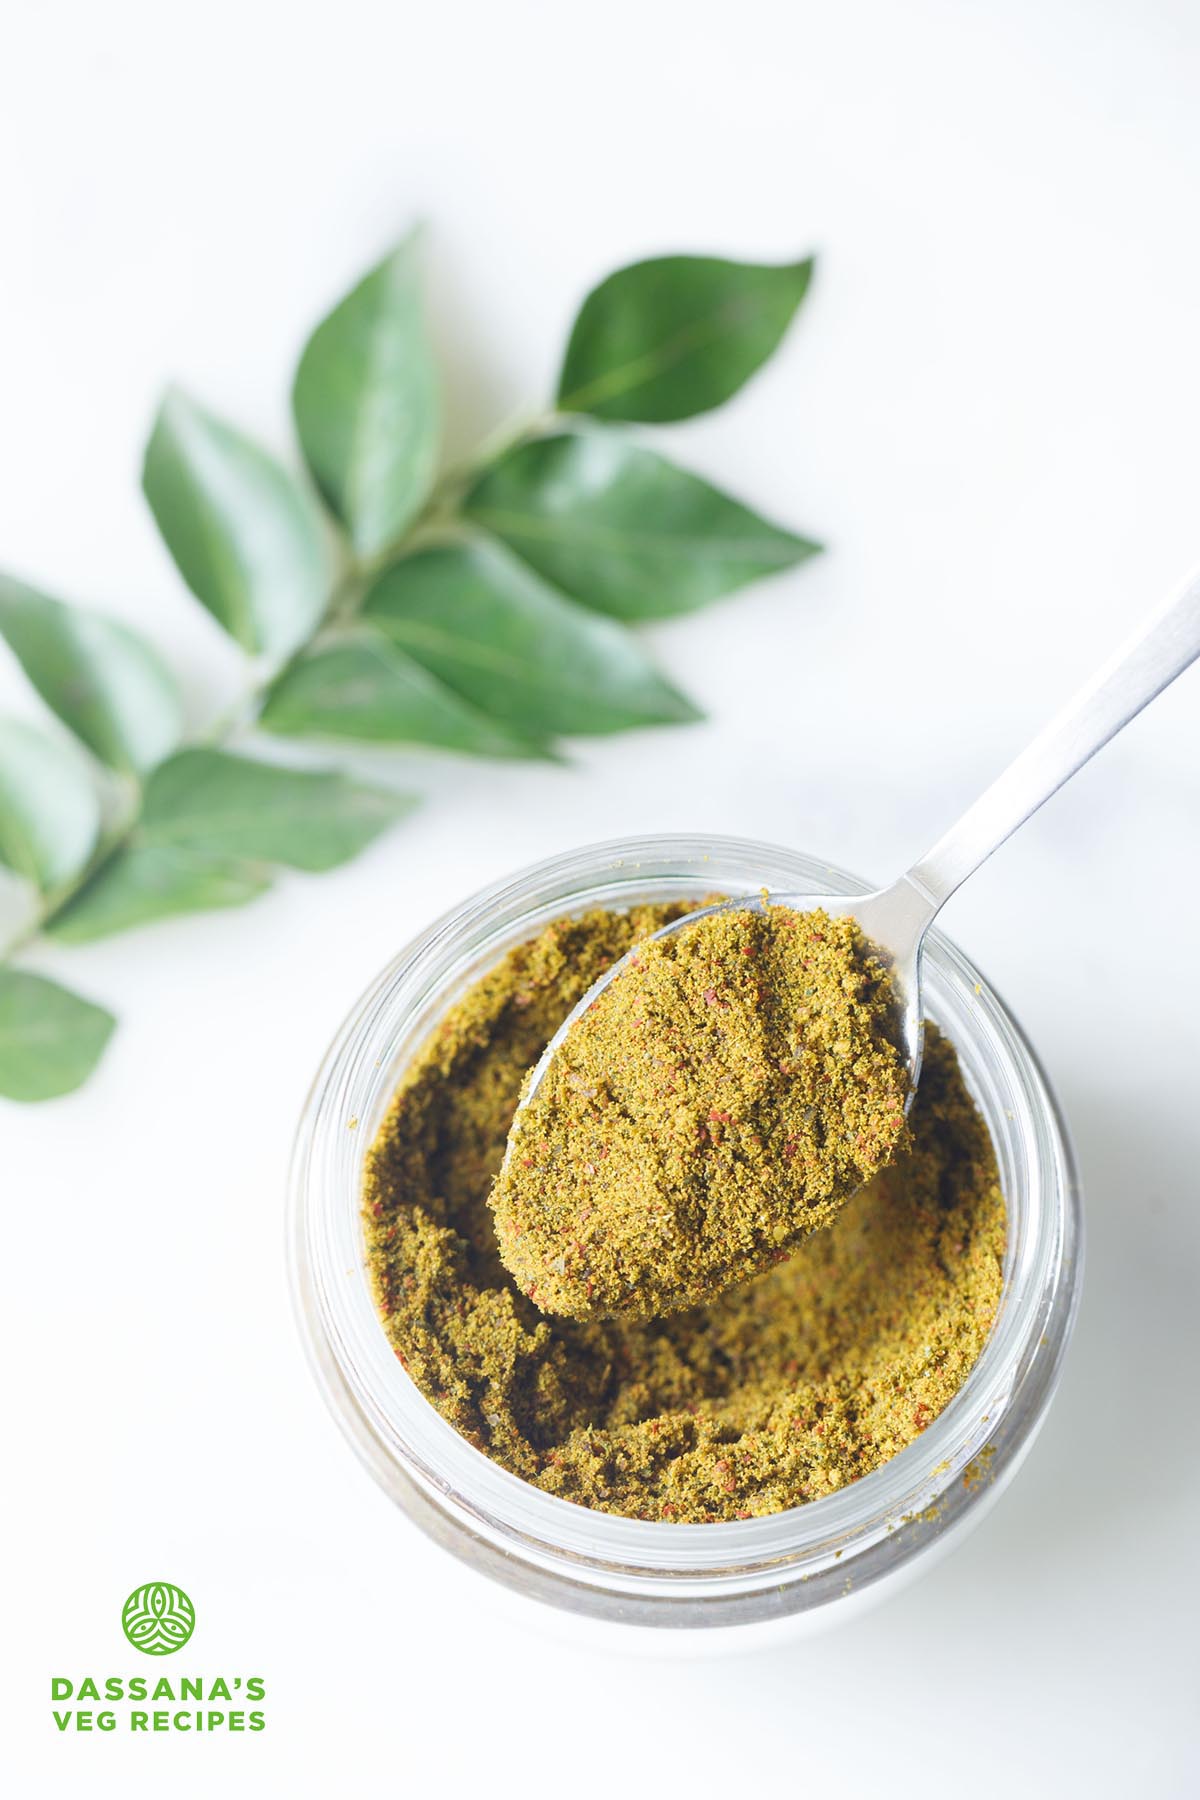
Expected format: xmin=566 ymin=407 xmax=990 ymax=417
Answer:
xmin=492 ymin=905 xmax=910 ymax=1319
xmin=363 ymin=904 xmax=1006 ymax=1523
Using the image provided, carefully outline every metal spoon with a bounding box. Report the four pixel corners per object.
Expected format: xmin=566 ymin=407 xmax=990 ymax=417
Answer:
xmin=517 ymin=565 xmax=1200 ymax=1123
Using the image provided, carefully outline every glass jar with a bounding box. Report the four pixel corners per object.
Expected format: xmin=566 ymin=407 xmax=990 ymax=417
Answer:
xmin=288 ymin=835 xmax=1082 ymax=1644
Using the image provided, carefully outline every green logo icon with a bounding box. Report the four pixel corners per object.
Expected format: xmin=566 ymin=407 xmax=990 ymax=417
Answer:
xmin=121 ymin=1582 xmax=196 ymax=1656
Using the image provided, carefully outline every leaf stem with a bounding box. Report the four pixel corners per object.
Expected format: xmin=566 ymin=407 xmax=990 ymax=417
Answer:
xmin=426 ymin=407 xmax=556 ymax=515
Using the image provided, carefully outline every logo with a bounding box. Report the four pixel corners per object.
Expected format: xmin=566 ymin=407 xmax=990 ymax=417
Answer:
xmin=50 ymin=1586 xmax=266 ymax=1735
xmin=120 ymin=1583 xmax=196 ymax=1656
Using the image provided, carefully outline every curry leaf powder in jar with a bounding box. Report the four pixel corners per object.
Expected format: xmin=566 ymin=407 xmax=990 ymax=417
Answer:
xmin=363 ymin=905 xmax=1006 ymax=1524
xmin=492 ymin=905 xmax=910 ymax=1319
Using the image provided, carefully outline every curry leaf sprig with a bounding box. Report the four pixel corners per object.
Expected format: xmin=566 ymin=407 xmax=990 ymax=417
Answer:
xmin=0 ymin=238 xmax=820 ymax=1100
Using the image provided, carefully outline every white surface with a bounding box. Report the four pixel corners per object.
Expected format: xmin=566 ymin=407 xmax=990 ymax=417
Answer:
xmin=3 ymin=1 xmax=1199 ymax=1794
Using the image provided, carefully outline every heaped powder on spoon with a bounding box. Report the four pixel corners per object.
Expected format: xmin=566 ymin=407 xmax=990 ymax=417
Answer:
xmin=363 ymin=904 xmax=1006 ymax=1523
xmin=491 ymin=904 xmax=911 ymax=1319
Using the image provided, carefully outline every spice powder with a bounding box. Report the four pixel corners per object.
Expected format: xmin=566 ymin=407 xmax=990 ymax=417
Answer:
xmin=363 ymin=904 xmax=1007 ymax=1523
xmin=493 ymin=905 xmax=910 ymax=1320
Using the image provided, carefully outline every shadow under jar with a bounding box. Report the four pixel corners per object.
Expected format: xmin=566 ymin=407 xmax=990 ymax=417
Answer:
xmin=288 ymin=835 xmax=1082 ymax=1644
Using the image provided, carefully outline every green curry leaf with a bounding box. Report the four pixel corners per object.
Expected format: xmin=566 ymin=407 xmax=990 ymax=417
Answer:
xmin=0 ymin=968 xmax=116 ymax=1101
xmin=0 ymin=573 xmax=182 ymax=775
xmin=137 ymin=747 xmax=415 ymax=872
xmin=260 ymin=633 xmax=551 ymax=759
xmin=46 ymin=747 xmax=414 ymax=942
xmin=292 ymin=232 xmax=440 ymax=559
xmin=47 ymin=846 xmax=272 ymax=944
xmin=0 ymin=720 xmax=101 ymax=893
xmin=143 ymin=387 xmax=333 ymax=658
xmin=362 ymin=540 xmax=701 ymax=736
xmin=464 ymin=431 xmax=820 ymax=620
xmin=557 ymin=253 xmax=814 ymax=422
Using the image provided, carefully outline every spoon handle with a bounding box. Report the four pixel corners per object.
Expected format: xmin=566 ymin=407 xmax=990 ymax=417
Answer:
xmin=905 ymin=564 xmax=1200 ymax=911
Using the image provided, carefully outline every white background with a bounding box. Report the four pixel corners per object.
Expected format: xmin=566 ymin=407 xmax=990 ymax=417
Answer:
xmin=3 ymin=1 xmax=1199 ymax=1793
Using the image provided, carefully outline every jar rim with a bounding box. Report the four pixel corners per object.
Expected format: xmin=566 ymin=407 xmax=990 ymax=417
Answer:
xmin=289 ymin=834 xmax=1082 ymax=1622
